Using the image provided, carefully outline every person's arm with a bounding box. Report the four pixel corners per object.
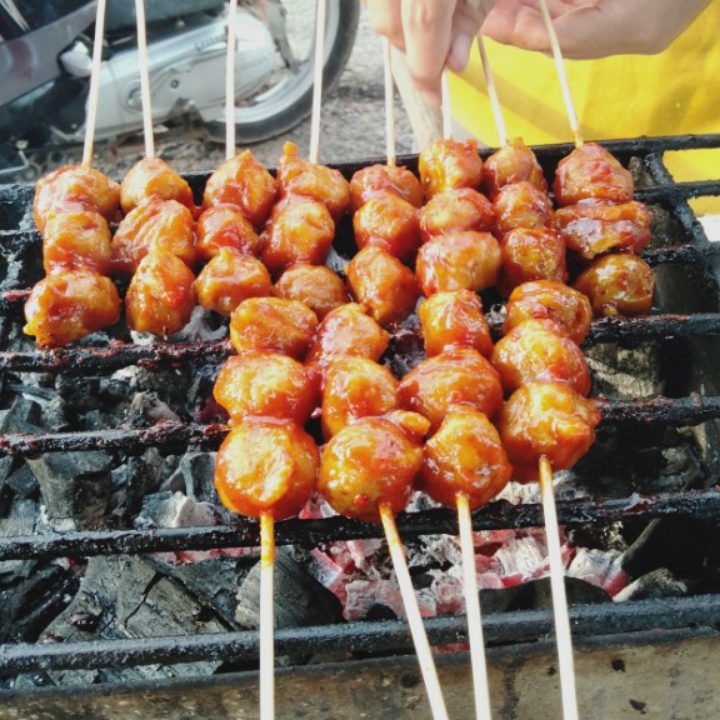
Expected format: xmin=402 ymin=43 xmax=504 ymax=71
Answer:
xmin=363 ymin=0 xmax=495 ymax=105
xmin=482 ymin=0 xmax=716 ymax=59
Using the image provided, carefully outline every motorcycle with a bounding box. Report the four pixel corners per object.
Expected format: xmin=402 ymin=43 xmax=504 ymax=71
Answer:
xmin=0 ymin=0 xmax=360 ymax=181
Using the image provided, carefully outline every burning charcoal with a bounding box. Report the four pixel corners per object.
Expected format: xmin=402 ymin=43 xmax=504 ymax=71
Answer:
xmin=166 ymin=451 xmax=218 ymax=503
xmin=26 ymin=450 xmax=113 ymax=527
xmin=584 ymin=343 xmax=664 ymax=399
xmin=137 ymin=490 xmax=216 ymax=531
xmin=0 ymin=395 xmax=44 ymax=433
xmin=126 ymin=391 xmax=181 ymax=427
xmin=110 ymin=448 xmax=166 ymax=520
xmin=236 ymin=547 xmax=343 ymax=630
xmin=613 ymin=568 xmax=688 ymax=602
xmin=5 ymin=461 xmax=38 ymax=499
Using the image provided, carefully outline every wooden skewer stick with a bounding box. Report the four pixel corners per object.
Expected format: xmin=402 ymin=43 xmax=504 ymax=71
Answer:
xmin=456 ymin=493 xmax=494 ymax=720
xmin=259 ymin=512 xmax=276 ymax=720
xmin=538 ymin=455 xmax=580 ymax=720
xmin=382 ymin=37 xmax=397 ymax=168
xmin=441 ymin=71 xmax=453 ymax=141
xmin=81 ymin=0 xmax=108 ymax=168
xmin=308 ymin=0 xmax=328 ymax=165
xmin=379 ymin=503 xmax=450 ymax=720
xmin=134 ymin=0 xmax=155 ymax=158
xmin=537 ymin=0 xmax=583 ymax=148
xmin=225 ymin=0 xmax=239 ymax=161
xmin=476 ymin=35 xmax=508 ymax=148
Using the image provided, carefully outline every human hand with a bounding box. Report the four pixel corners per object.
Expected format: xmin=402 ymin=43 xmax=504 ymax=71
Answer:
xmin=482 ymin=0 xmax=714 ymax=59
xmin=363 ymin=0 xmax=497 ymax=105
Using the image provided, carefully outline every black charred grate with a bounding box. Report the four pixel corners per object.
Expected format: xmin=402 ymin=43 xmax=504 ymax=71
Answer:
xmin=1 ymin=133 xmax=720 ymax=685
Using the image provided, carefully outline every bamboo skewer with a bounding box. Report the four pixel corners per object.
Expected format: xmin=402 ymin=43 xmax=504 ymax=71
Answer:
xmin=537 ymin=0 xmax=583 ymax=148
xmin=225 ymin=0 xmax=239 ymax=160
xmin=82 ymin=0 xmax=108 ymax=167
xmin=441 ymin=71 xmax=453 ymax=141
xmin=134 ymin=0 xmax=155 ymax=158
xmin=380 ymin=504 xmax=450 ymax=720
xmin=259 ymin=512 xmax=276 ymax=720
xmin=308 ymin=0 xmax=328 ymax=165
xmin=476 ymin=35 xmax=508 ymax=148
xmin=383 ymin=37 xmax=397 ymax=168
xmin=539 ymin=456 xmax=579 ymax=720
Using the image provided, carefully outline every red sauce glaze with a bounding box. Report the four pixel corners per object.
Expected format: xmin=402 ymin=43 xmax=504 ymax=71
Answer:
xmin=419 ymin=407 xmax=512 ymax=509
xmin=214 ymin=418 xmax=319 ymax=520
xmin=419 ymin=188 xmax=495 ymax=242
xmin=42 ymin=210 xmax=112 ymax=275
xmin=553 ymin=142 xmax=634 ymax=206
xmin=398 ymin=347 xmax=504 ymax=431
xmin=503 ymin=280 xmax=593 ymax=345
xmin=418 ymin=289 xmax=493 ymax=358
xmin=214 ymin=351 xmax=321 ymax=425
xmin=573 ymin=253 xmax=655 ymax=317
xmin=418 ymin=138 xmax=484 ymax=199
xmin=229 ymin=296 xmax=318 ymax=359
xmin=317 ymin=411 xmax=430 ymax=522
xmin=416 ymin=230 xmax=501 ymax=297
xmin=493 ymin=181 xmax=554 ymax=238
xmin=497 ymin=227 xmax=568 ymax=297
xmin=24 ymin=268 xmax=121 ymax=348
xmin=347 ymin=246 xmax=420 ymax=326
xmin=491 ymin=319 xmax=591 ymax=396
xmin=125 ymin=249 xmax=197 ymax=338
xmin=482 ymin=138 xmax=548 ymax=199
xmin=349 ymin=163 xmax=424 ymax=213
xmin=555 ymin=200 xmax=652 ymax=260
xmin=202 ymin=150 xmax=278 ymax=228
xmin=195 ymin=248 xmax=272 ymax=316
xmin=120 ymin=157 xmax=195 ymax=215
xmin=352 ymin=193 xmax=421 ymax=263
xmin=273 ymin=265 xmax=349 ymax=320
xmin=110 ymin=198 xmax=196 ymax=276
xmin=196 ymin=204 xmax=262 ymax=261
xmin=498 ymin=382 xmax=601 ymax=483
xmin=321 ymin=356 xmax=399 ymax=440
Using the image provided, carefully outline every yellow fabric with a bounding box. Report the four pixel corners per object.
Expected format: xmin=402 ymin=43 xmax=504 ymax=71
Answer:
xmin=449 ymin=2 xmax=720 ymax=213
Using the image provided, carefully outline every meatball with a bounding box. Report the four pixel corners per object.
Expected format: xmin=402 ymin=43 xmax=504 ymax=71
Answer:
xmin=42 ymin=210 xmax=112 ymax=275
xmin=482 ymin=137 xmax=548 ymax=199
xmin=317 ymin=411 xmax=430 ymax=522
xmin=398 ymin=348 xmax=504 ymax=431
xmin=215 ymin=418 xmax=319 ymax=520
xmin=497 ymin=227 xmax=568 ymax=297
xmin=493 ymin=181 xmax=554 ymax=238
xmin=555 ymin=200 xmax=652 ymax=260
xmin=418 ymin=289 xmax=493 ymax=357
xmin=349 ymin=163 xmax=423 ymax=213
xmin=229 ymin=297 xmax=318 ymax=359
xmin=418 ymin=138 xmax=484 ymax=199
xmin=125 ymin=249 xmax=197 ymax=338
xmin=321 ymin=356 xmax=399 ymax=440
xmin=214 ymin=351 xmax=320 ymax=425
xmin=553 ymin=142 xmax=634 ymax=206
xmin=273 ymin=265 xmax=349 ymax=319
xmin=195 ymin=248 xmax=272 ymax=316
xmin=260 ymin=197 xmax=335 ymax=274
xmin=196 ymin=204 xmax=262 ymax=261
xmin=573 ymin=253 xmax=655 ymax=317
xmin=202 ymin=149 xmax=278 ymax=228
xmin=277 ymin=141 xmax=350 ymax=222
xmin=306 ymin=303 xmax=390 ymax=367
xmin=347 ymin=246 xmax=419 ymax=326
xmin=416 ymin=230 xmax=501 ymax=297
xmin=24 ymin=269 xmax=120 ymax=348
xmin=491 ymin=319 xmax=591 ymax=396
xmin=419 ymin=188 xmax=495 ymax=242
xmin=111 ymin=198 xmax=196 ymax=276
xmin=498 ymin=381 xmax=601 ymax=483
xmin=504 ymin=280 xmax=593 ymax=345
xmin=352 ymin=193 xmax=421 ymax=263
xmin=33 ymin=165 xmax=120 ymax=234
xmin=120 ymin=157 xmax=195 ymax=215
xmin=420 ymin=408 xmax=512 ymax=509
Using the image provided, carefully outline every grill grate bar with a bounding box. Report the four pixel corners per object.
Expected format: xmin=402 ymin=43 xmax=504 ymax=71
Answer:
xmin=1 ymin=594 xmax=718 ymax=674
xmin=2 ymin=487 xmax=720 ymax=561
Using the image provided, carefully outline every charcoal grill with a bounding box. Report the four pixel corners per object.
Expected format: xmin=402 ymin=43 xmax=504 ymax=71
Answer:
xmin=2 ymin=134 xmax=720 ymax=719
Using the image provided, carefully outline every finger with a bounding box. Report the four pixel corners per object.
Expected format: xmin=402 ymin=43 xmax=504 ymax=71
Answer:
xmin=364 ymin=0 xmax=405 ymax=51
xmin=401 ymin=0 xmax=459 ymax=106
xmin=447 ymin=2 xmax=491 ymax=72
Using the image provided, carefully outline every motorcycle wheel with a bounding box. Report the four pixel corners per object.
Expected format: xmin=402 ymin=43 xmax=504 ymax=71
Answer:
xmin=205 ymin=0 xmax=360 ymax=145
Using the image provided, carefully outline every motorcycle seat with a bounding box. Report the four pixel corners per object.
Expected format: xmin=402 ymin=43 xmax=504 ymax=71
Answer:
xmin=106 ymin=0 xmax=226 ymax=33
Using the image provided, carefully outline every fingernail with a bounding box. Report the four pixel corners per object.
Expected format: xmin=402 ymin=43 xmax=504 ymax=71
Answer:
xmin=448 ymin=32 xmax=473 ymax=72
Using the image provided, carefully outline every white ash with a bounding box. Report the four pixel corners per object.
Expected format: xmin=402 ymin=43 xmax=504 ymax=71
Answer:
xmin=127 ymin=392 xmax=181 ymax=423
xmin=171 ymin=306 xmax=228 ymax=343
